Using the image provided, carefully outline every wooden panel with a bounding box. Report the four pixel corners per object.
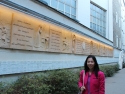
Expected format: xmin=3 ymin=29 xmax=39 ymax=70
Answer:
xmin=49 ymin=29 xmax=62 ymax=52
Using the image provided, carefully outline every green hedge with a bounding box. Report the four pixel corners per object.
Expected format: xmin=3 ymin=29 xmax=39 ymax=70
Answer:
xmin=0 ymin=64 xmax=119 ymax=94
xmin=100 ymin=63 xmax=119 ymax=77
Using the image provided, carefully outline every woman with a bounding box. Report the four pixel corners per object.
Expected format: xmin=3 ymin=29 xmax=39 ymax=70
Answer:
xmin=78 ymin=55 xmax=105 ymax=94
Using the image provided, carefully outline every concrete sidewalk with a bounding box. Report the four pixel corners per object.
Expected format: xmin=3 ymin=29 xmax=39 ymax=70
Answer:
xmin=105 ymin=68 xmax=125 ymax=94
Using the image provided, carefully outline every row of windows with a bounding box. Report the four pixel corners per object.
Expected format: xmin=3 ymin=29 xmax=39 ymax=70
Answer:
xmin=90 ymin=22 xmax=106 ymax=36
xmin=90 ymin=3 xmax=106 ymax=37
xmin=90 ymin=10 xmax=105 ymax=21
xmin=42 ymin=0 xmax=76 ymax=19
xmin=90 ymin=3 xmax=105 ymax=15
xmin=90 ymin=16 xmax=106 ymax=27
xmin=40 ymin=1 xmax=107 ymax=37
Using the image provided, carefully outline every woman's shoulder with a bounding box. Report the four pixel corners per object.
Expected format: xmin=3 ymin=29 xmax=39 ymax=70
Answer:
xmin=98 ymin=71 xmax=105 ymax=76
xmin=80 ymin=70 xmax=85 ymax=74
xmin=98 ymin=70 xmax=104 ymax=74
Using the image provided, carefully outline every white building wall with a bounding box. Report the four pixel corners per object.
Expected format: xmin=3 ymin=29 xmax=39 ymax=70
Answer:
xmin=77 ymin=0 xmax=113 ymax=41
xmin=91 ymin=0 xmax=113 ymax=41
xmin=77 ymin=0 xmax=90 ymax=27
xmin=5 ymin=0 xmax=113 ymax=45
xmin=0 ymin=0 xmax=117 ymax=75
xmin=0 ymin=48 xmax=117 ymax=75
xmin=121 ymin=0 xmax=125 ymax=49
xmin=108 ymin=0 xmax=113 ymax=41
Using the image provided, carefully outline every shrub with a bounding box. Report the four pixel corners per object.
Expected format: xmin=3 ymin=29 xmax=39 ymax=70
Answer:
xmin=0 ymin=64 xmax=119 ymax=94
xmin=0 ymin=82 xmax=4 ymax=92
xmin=44 ymin=69 xmax=79 ymax=94
xmin=6 ymin=75 xmax=50 ymax=94
xmin=0 ymin=70 xmax=79 ymax=94
xmin=100 ymin=64 xmax=119 ymax=77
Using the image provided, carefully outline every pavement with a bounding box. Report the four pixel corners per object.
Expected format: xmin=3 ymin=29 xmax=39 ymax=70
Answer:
xmin=105 ymin=68 xmax=125 ymax=94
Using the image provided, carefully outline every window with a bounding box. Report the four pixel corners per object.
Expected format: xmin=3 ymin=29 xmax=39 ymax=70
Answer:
xmin=45 ymin=0 xmax=50 ymax=5
xmin=90 ymin=3 xmax=106 ymax=37
xmin=58 ymin=2 xmax=64 ymax=13
xmin=51 ymin=0 xmax=58 ymax=9
xmin=40 ymin=0 xmax=76 ymax=19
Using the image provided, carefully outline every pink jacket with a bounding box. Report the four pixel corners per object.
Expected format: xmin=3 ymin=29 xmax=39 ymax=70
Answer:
xmin=78 ymin=70 xmax=105 ymax=94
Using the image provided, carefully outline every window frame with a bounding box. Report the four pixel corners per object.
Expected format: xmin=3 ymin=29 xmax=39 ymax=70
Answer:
xmin=90 ymin=3 xmax=106 ymax=37
xmin=44 ymin=0 xmax=77 ymax=19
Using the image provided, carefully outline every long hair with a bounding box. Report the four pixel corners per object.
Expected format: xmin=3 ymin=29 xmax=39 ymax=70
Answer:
xmin=84 ymin=55 xmax=100 ymax=78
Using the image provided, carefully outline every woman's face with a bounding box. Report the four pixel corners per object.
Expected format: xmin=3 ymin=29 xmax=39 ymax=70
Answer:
xmin=87 ymin=57 xmax=95 ymax=70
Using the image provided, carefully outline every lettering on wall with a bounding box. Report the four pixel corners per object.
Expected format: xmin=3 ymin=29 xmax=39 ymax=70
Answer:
xmin=49 ymin=28 xmax=62 ymax=52
xmin=0 ymin=9 xmax=113 ymax=56
xmin=82 ymin=39 xmax=91 ymax=55
xmin=92 ymin=42 xmax=99 ymax=56
xmin=74 ymin=36 xmax=84 ymax=54
xmin=10 ymin=14 xmax=34 ymax=50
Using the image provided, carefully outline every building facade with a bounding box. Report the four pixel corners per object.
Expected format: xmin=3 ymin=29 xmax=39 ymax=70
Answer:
xmin=0 ymin=0 xmax=124 ymax=77
xmin=121 ymin=0 xmax=125 ymax=49
xmin=113 ymin=0 xmax=122 ymax=49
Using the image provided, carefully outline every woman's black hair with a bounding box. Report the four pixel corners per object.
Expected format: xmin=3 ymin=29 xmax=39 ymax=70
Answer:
xmin=84 ymin=55 xmax=100 ymax=78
